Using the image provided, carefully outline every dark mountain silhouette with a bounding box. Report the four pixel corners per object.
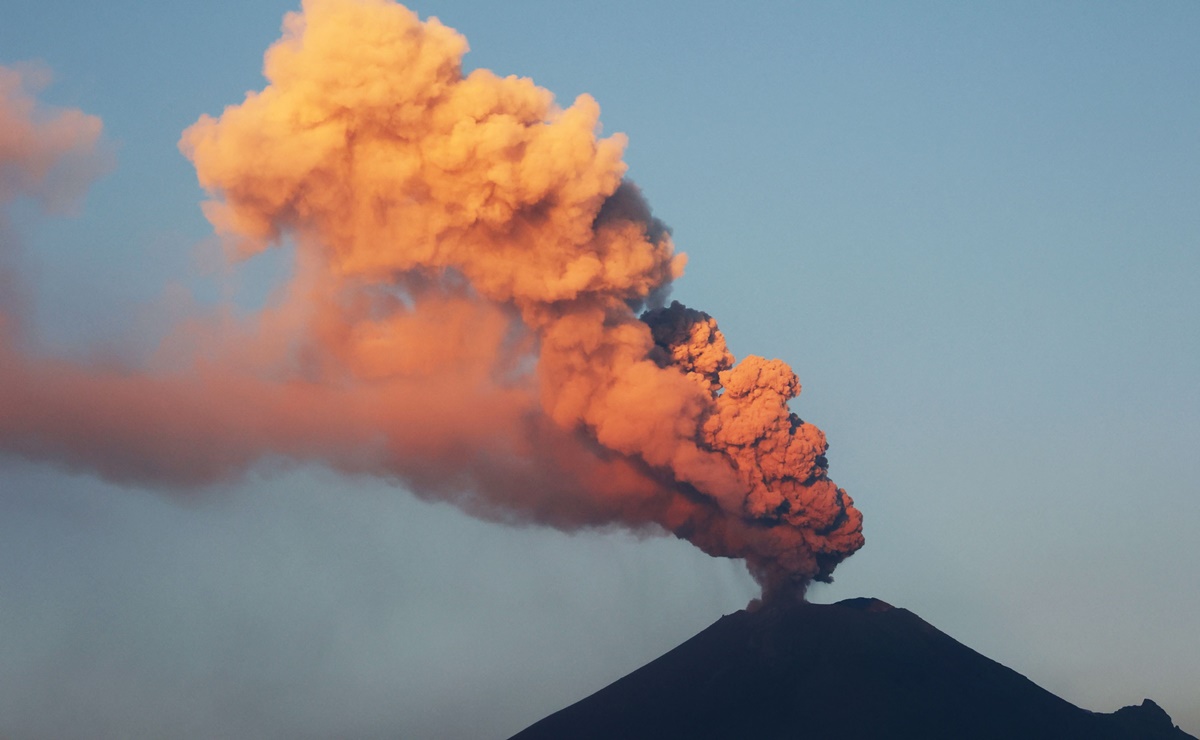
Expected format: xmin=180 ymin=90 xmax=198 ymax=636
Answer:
xmin=510 ymin=597 xmax=1194 ymax=740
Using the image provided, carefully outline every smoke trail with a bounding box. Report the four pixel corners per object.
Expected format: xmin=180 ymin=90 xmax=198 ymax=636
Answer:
xmin=0 ymin=65 xmax=108 ymax=326
xmin=0 ymin=65 xmax=105 ymax=211
xmin=0 ymin=0 xmax=863 ymax=596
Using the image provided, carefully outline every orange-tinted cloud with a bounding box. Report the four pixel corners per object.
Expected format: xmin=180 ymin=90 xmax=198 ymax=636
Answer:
xmin=1 ymin=0 xmax=863 ymax=597
xmin=0 ymin=65 xmax=106 ymax=210
xmin=0 ymin=65 xmax=109 ymax=323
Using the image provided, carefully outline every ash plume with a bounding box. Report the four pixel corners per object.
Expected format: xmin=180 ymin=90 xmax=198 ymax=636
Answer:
xmin=0 ymin=0 xmax=863 ymax=596
xmin=0 ymin=65 xmax=108 ymax=325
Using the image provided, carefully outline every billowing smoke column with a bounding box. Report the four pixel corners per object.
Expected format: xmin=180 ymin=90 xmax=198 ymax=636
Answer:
xmin=0 ymin=0 xmax=863 ymax=597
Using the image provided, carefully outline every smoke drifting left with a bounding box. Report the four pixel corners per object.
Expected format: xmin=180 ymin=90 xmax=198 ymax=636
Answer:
xmin=0 ymin=0 xmax=862 ymax=596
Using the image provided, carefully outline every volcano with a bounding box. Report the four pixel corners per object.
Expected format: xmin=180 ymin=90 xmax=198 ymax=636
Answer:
xmin=509 ymin=597 xmax=1193 ymax=740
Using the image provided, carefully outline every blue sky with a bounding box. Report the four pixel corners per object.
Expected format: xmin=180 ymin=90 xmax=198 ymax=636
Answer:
xmin=2 ymin=2 xmax=1198 ymax=737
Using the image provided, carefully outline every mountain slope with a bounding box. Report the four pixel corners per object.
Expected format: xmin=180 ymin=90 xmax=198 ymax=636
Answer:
xmin=510 ymin=597 xmax=1193 ymax=740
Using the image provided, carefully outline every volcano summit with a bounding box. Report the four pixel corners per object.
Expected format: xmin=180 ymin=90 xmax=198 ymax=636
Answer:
xmin=511 ymin=598 xmax=1194 ymax=740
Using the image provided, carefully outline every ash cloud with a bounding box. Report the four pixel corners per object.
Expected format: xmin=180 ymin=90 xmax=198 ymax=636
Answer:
xmin=0 ymin=0 xmax=862 ymax=595
xmin=0 ymin=64 xmax=109 ymax=326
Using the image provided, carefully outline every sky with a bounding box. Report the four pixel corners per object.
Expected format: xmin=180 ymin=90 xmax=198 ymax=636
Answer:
xmin=1 ymin=1 xmax=1198 ymax=738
